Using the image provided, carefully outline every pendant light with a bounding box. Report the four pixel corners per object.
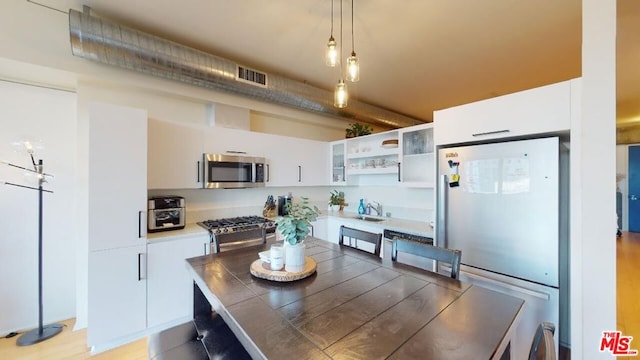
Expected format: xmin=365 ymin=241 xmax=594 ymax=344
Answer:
xmin=326 ymin=0 xmax=338 ymax=67
xmin=334 ymin=0 xmax=348 ymax=108
xmin=334 ymin=79 xmax=348 ymax=108
xmin=346 ymin=0 xmax=359 ymax=82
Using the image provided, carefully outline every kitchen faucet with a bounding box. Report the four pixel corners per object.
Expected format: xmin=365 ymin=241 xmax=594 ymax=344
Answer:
xmin=368 ymin=201 xmax=382 ymax=216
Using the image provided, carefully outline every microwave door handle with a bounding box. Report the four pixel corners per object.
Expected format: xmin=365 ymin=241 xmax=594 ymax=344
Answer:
xmin=197 ymin=160 xmax=200 ymax=183
xmin=266 ymin=164 xmax=270 ymax=182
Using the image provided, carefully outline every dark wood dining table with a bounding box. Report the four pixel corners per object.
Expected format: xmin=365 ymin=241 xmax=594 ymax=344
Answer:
xmin=186 ymin=237 xmax=524 ymax=360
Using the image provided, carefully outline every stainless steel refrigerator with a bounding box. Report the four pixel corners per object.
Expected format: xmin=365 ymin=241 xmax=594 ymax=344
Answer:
xmin=436 ymin=136 xmax=569 ymax=359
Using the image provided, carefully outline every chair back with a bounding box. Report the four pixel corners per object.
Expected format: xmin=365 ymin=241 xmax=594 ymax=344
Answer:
xmin=391 ymin=239 xmax=462 ymax=279
xmin=339 ymin=225 xmax=382 ymax=256
xmin=528 ymin=322 xmax=556 ymax=360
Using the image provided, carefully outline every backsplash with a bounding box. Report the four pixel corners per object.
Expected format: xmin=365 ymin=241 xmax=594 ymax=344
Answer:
xmin=148 ymin=186 xmax=434 ymax=223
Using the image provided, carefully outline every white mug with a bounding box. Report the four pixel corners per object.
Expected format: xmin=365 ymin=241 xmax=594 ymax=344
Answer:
xmin=269 ymin=244 xmax=284 ymax=271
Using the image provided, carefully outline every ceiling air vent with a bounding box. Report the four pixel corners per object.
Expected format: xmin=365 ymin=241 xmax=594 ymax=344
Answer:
xmin=236 ymin=65 xmax=267 ymax=88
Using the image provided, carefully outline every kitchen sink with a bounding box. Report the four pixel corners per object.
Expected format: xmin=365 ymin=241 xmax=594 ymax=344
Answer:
xmin=353 ymin=215 xmax=386 ymax=222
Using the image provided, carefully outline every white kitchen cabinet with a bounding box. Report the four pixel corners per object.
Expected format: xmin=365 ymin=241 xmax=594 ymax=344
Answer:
xmin=434 ymin=78 xmax=577 ymax=146
xmin=88 ymin=102 xmax=147 ymax=251
xmin=147 ymin=234 xmax=210 ymax=328
xmin=88 ymin=244 xmax=147 ymax=348
xmin=399 ymin=123 xmax=435 ymax=187
xmin=311 ymin=218 xmax=328 ymax=241
xmin=264 ymin=133 xmax=329 ymax=187
xmin=87 ymin=102 xmax=148 ymax=349
xmin=147 ymin=119 xmax=204 ymax=189
xmin=203 ymin=126 xmax=265 ymax=157
xmin=330 ymin=140 xmax=347 ymax=185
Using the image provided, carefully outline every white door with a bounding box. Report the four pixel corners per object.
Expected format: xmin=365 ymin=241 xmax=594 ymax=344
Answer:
xmin=89 ymin=102 xmax=147 ymax=251
xmin=147 ymin=234 xmax=209 ymax=328
xmin=88 ymin=245 xmax=147 ymax=347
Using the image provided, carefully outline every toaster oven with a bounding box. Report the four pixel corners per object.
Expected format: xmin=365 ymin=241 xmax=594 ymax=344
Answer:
xmin=148 ymin=196 xmax=186 ymax=232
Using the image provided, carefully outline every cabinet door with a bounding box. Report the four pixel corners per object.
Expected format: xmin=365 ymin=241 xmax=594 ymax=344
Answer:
xmin=89 ymin=102 xmax=147 ymax=251
xmin=265 ymin=134 xmax=329 ymax=187
xmin=148 ymin=119 xmax=204 ymax=189
xmin=434 ymin=79 xmax=574 ymax=146
xmin=88 ymin=245 xmax=147 ymax=347
xmin=298 ymin=139 xmax=330 ymax=186
xmin=330 ymin=140 xmax=347 ymax=185
xmin=399 ymin=124 xmax=435 ymax=187
xmin=311 ymin=218 xmax=328 ymax=241
xmin=147 ymin=234 xmax=209 ymax=328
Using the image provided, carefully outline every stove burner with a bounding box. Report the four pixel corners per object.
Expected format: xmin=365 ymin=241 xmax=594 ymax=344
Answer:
xmin=198 ymin=216 xmax=276 ymax=235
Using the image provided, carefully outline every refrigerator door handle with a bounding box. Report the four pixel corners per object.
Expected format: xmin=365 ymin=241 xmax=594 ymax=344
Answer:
xmin=437 ymin=174 xmax=448 ymax=247
xmin=458 ymin=269 xmax=552 ymax=301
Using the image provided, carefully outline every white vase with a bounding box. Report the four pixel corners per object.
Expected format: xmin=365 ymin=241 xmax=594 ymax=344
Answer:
xmin=284 ymin=242 xmax=306 ymax=273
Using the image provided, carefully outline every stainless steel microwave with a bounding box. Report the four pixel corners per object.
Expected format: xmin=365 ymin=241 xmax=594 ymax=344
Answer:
xmin=203 ymin=153 xmax=266 ymax=189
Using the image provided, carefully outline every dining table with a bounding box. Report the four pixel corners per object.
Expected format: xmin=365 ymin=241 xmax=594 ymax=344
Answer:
xmin=186 ymin=237 xmax=524 ymax=359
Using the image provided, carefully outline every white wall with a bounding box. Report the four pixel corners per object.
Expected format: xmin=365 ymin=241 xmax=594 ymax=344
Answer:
xmin=571 ymin=1 xmax=616 ymax=358
xmin=0 ymin=80 xmax=77 ymax=334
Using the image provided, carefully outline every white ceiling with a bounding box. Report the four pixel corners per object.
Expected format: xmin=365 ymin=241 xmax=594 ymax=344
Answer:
xmin=45 ymin=1 xmax=638 ymax=126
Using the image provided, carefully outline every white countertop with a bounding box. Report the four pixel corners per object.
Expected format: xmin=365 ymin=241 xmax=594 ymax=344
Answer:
xmin=146 ymin=212 xmax=433 ymax=244
xmin=146 ymin=223 xmax=209 ymax=243
xmin=320 ymin=210 xmax=434 ymax=238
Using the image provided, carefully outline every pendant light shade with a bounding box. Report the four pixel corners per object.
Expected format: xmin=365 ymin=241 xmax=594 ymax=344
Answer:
xmin=334 ymin=80 xmax=348 ymax=108
xmin=346 ymin=51 xmax=359 ymax=82
xmin=326 ymin=0 xmax=338 ymax=67
xmin=326 ymin=36 xmax=338 ymax=67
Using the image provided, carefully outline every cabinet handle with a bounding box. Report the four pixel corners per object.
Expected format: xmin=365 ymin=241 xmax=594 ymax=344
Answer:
xmin=342 ymin=167 xmax=345 ymax=182
xmin=398 ymin=162 xmax=401 ymax=182
xmin=138 ymin=211 xmax=143 ymax=238
xmin=298 ymin=165 xmax=302 ymax=182
xmin=266 ymin=164 xmax=270 ymax=182
xmin=203 ymin=243 xmax=207 ymax=255
xmin=197 ymin=161 xmax=200 ymax=183
xmin=472 ymin=129 xmax=510 ymax=137
xmin=137 ymin=253 xmax=146 ymax=281
xmin=226 ymin=150 xmax=247 ymax=154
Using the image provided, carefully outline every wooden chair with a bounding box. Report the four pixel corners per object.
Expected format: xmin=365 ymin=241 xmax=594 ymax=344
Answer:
xmin=391 ymin=239 xmax=462 ymax=279
xmin=528 ymin=322 xmax=556 ymax=360
xmin=338 ymin=225 xmax=382 ymax=256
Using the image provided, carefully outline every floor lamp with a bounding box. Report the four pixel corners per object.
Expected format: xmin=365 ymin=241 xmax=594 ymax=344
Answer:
xmin=1 ymin=148 xmax=63 ymax=345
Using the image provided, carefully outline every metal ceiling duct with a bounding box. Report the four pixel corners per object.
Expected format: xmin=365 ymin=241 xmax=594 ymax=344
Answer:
xmin=68 ymin=9 xmax=424 ymax=129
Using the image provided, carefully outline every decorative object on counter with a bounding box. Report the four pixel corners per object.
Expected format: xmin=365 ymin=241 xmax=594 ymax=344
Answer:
xmin=275 ymin=197 xmax=319 ymax=273
xmin=358 ymin=198 xmax=366 ymax=215
xmin=1 ymin=141 xmax=63 ymax=346
xmin=345 ymin=122 xmax=373 ymax=138
xmin=381 ymin=139 xmax=399 ymax=148
xmin=250 ymin=256 xmax=317 ymax=281
xmin=329 ymin=189 xmax=347 ymax=212
xmin=263 ymin=195 xmax=277 ymax=218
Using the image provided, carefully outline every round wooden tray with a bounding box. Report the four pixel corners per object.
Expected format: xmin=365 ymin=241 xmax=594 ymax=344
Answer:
xmin=250 ymin=256 xmax=317 ymax=282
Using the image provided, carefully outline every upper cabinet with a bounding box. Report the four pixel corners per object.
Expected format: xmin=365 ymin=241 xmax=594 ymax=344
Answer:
xmin=264 ymin=133 xmax=329 ymax=187
xmin=330 ymin=140 xmax=347 ymax=186
xmin=434 ymin=78 xmax=578 ymax=146
xmin=148 ymin=119 xmax=204 ymax=189
xmin=399 ymin=123 xmax=435 ymax=188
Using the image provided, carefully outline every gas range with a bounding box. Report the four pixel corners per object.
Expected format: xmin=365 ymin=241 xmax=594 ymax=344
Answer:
xmin=197 ymin=216 xmax=276 ymax=235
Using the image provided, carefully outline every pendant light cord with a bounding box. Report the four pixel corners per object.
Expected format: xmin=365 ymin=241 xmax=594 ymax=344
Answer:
xmin=340 ymin=0 xmax=344 ymax=78
xmin=330 ymin=0 xmax=334 ymax=37
xmin=351 ymin=0 xmax=355 ymax=52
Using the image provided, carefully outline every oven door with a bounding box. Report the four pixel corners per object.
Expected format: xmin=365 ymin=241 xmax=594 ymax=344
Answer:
xmin=203 ymin=154 xmax=265 ymax=189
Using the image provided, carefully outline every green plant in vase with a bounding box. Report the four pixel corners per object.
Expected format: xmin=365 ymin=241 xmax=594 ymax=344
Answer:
xmin=329 ymin=190 xmax=347 ymax=211
xmin=276 ymin=197 xmax=319 ymax=245
xmin=345 ymin=122 xmax=373 ymax=138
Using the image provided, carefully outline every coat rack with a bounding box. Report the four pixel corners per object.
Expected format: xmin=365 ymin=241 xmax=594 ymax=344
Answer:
xmin=1 ymin=145 xmax=63 ymax=345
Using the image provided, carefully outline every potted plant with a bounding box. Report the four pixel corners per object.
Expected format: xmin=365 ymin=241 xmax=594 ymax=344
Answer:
xmin=329 ymin=190 xmax=347 ymax=212
xmin=345 ymin=123 xmax=373 ymax=138
xmin=276 ymin=197 xmax=319 ymax=272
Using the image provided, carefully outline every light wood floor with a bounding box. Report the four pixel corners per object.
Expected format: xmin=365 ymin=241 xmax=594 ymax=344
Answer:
xmin=0 ymin=319 xmax=147 ymax=359
xmin=617 ymin=231 xmax=640 ymax=342
xmin=1 ymin=233 xmax=636 ymax=359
